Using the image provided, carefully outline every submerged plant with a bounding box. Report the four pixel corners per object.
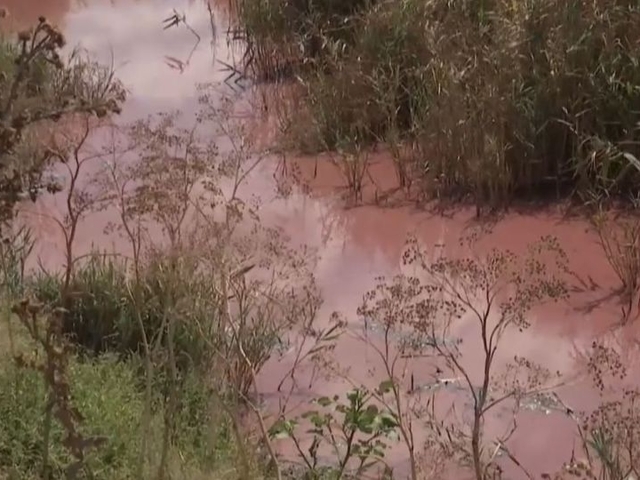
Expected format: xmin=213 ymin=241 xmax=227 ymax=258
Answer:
xmin=592 ymin=211 xmax=640 ymax=321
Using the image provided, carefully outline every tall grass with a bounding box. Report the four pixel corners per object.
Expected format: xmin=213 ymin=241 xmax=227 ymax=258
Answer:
xmin=230 ymin=0 xmax=373 ymax=81
xmin=232 ymin=0 xmax=640 ymax=208
xmin=30 ymin=255 xmax=222 ymax=372
xmin=0 ymin=342 xmax=242 ymax=480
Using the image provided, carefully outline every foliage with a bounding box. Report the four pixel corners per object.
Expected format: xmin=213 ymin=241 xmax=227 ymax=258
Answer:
xmin=10 ymin=5 xmax=640 ymax=480
xmin=270 ymin=387 xmax=398 ymax=479
xmin=0 ymin=15 xmax=125 ymax=228
xmin=232 ymin=0 xmax=640 ymax=209
xmin=359 ymin=234 xmax=569 ymax=478
xmin=0 ymin=344 xmax=243 ymax=480
xmin=0 ymin=354 xmax=144 ymax=479
xmin=0 ymin=76 xmax=325 ymax=479
xmin=30 ymin=255 xmax=222 ymax=372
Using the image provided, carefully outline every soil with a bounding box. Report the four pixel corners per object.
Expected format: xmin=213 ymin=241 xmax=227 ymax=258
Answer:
xmin=8 ymin=1 xmax=640 ymax=479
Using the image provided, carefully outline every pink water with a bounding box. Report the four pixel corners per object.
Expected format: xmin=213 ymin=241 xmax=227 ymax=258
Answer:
xmin=5 ymin=1 xmax=640 ymax=478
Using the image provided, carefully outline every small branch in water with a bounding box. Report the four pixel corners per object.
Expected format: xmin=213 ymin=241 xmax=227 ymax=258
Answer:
xmin=206 ymin=0 xmax=217 ymax=62
xmin=218 ymin=59 xmax=247 ymax=92
xmin=161 ymin=9 xmax=201 ymax=73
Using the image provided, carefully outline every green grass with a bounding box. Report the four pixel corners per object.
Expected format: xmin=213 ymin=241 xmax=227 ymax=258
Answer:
xmin=0 ymin=40 xmax=16 ymax=78
xmin=0 ymin=247 xmax=270 ymax=480
xmin=29 ymin=255 xmax=220 ymax=372
xmin=0 ymin=318 xmax=250 ymax=480
xmin=0 ymin=354 xmax=143 ymax=479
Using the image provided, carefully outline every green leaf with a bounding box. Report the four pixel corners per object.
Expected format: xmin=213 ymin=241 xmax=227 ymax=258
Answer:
xmin=315 ymin=396 xmax=333 ymax=407
xmin=386 ymin=430 xmax=400 ymax=442
xmin=365 ymin=404 xmax=379 ymax=416
xmin=271 ymin=429 xmax=291 ymax=440
xmin=377 ymin=379 xmax=395 ymax=394
xmin=379 ymin=412 xmax=399 ymax=429
xmin=310 ymin=412 xmax=327 ymax=428
xmin=269 ymin=419 xmax=296 ymax=440
xmin=623 ymin=151 xmax=640 ymax=173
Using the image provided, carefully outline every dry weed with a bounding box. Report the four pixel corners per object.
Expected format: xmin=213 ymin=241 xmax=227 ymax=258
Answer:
xmin=359 ymin=233 xmax=569 ymax=479
xmin=592 ymin=211 xmax=640 ymax=322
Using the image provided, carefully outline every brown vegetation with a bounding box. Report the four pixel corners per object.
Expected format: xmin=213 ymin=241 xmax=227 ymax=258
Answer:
xmin=230 ymin=0 xmax=640 ymax=212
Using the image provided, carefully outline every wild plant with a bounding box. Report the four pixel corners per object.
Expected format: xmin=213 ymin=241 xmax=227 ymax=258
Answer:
xmin=592 ymin=210 xmax=640 ymax=321
xmin=551 ymin=340 xmax=640 ymax=480
xmin=360 ymin=233 xmax=570 ymax=479
xmin=0 ymin=14 xmax=125 ymax=228
xmin=0 ymin=224 xmax=33 ymax=297
xmin=81 ymin=87 xmax=339 ymax=479
xmin=0 ymin=13 xmax=126 ymax=477
xmin=228 ymin=0 xmax=640 ymax=209
xmin=12 ymin=299 xmax=107 ymax=479
xmin=331 ymin=145 xmax=370 ymax=205
xmin=269 ymin=387 xmax=399 ymax=480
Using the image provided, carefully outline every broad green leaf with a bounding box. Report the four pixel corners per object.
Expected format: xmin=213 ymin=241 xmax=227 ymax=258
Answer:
xmin=377 ymin=379 xmax=395 ymax=394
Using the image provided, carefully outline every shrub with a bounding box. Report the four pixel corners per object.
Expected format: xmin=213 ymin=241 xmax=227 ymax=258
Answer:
xmin=29 ymin=248 xmax=290 ymax=402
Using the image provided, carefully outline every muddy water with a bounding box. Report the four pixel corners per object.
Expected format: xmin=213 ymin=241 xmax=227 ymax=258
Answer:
xmin=0 ymin=0 xmax=70 ymax=29
xmin=7 ymin=1 xmax=640 ymax=479
xmin=258 ymin=159 xmax=640 ymax=478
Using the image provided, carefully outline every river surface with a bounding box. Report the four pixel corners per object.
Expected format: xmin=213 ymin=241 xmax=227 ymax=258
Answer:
xmin=5 ymin=1 xmax=640 ymax=479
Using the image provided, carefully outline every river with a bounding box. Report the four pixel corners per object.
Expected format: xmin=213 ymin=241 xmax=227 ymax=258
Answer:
xmin=5 ymin=1 xmax=640 ymax=479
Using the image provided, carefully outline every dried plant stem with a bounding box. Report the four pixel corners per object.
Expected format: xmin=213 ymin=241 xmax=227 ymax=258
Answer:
xmin=349 ymin=324 xmax=418 ymax=480
xmin=219 ymin=272 xmax=283 ymax=480
xmin=124 ymin=281 xmax=154 ymax=478
xmin=158 ymin=305 xmax=179 ymax=480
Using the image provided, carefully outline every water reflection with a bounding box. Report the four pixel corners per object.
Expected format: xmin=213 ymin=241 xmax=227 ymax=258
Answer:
xmin=0 ymin=0 xmax=70 ymax=30
xmin=10 ymin=1 xmax=640 ymax=478
xmin=63 ymin=0 xmax=229 ymax=118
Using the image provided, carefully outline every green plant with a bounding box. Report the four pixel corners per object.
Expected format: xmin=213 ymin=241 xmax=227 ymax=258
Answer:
xmin=24 ymin=88 xmax=332 ymax=480
xmin=11 ymin=299 xmax=108 ymax=478
xmin=0 ymin=15 xmax=125 ymax=228
xmin=270 ymin=387 xmax=399 ymax=479
xmin=0 ymin=330 xmax=241 ymax=480
xmin=29 ymin=255 xmax=214 ymax=370
xmin=0 ymin=354 xmax=143 ymax=479
xmin=0 ymin=224 xmax=33 ymax=297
